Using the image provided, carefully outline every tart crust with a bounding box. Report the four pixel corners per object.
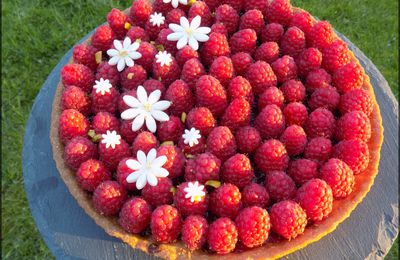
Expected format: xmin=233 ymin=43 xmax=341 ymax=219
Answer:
xmin=50 ymin=6 xmax=384 ymax=260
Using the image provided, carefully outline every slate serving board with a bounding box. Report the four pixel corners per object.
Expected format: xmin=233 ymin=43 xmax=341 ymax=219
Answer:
xmin=23 ymin=29 xmax=399 ymax=260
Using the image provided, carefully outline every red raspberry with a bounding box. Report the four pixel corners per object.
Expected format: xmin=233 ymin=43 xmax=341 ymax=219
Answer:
xmin=151 ymin=205 xmax=182 ymax=243
xmin=270 ymin=200 xmax=307 ymax=239
xmin=119 ymin=121 xmax=138 ymax=144
xmin=157 ymin=116 xmax=184 ymax=143
xmin=61 ymin=64 xmax=94 ymax=93
xmin=200 ymin=33 xmax=230 ymax=67
xmin=145 ymin=15 xmax=167 ymax=40
xmin=120 ymin=65 xmax=147 ymax=91
xmin=246 ymin=61 xmax=277 ymax=95
xmin=165 ymin=79 xmax=195 ymax=117
xmin=304 ymin=137 xmax=332 ymax=164
xmin=261 ymin=23 xmax=284 ymax=43
xmin=215 ymin=4 xmax=239 ymax=35
xmin=99 ymin=133 xmax=131 ymax=171
xmin=289 ymin=10 xmax=313 ymax=34
xmin=132 ymin=131 xmax=159 ymax=155
xmin=116 ymin=158 xmax=138 ymax=191
xmin=265 ymin=171 xmax=297 ymax=202
xmin=243 ymin=0 xmax=268 ymax=13
xmin=93 ymin=181 xmax=127 ymax=216
xmin=305 ymin=68 xmax=332 ymax=93
xmin=188 ymin=1 xmax=212 ymax=26
xmin=59 ymin=109 xmax=90 ymax=143
xmin=64 ymin=137 xmax=98 ymax=170
xmin=320 ymin=158 xmax=355 ymax=199
xmin=235 ymin=126 xmax=262 ymax=154
xmin=157 ymin=145 xmax=185 ymax=178
xmin=92 ymin=113 xmax=120 ymax=138
xmin=76 ymin=159 xmax=111 ymax=192
xmin=296 ymin=47 xmax=322 ymax=77
xmin=73 ymin=44 xmax=98 ymax=71
xmin=91 ymin=25 xmax=116 ymax=51
xmin=184 ymin=152 xmax=221 ymax=183
xmin=209 ymin=56 xmax=234 ymax=86
xmin=322 ymin=40 xmax=351 ymax=73
xmin=130 ymin=0 xmax=153 ymax=27
xmin=224 ymin=0 xmax=244 ymax=12
xmin=174 ymin=181 xmax=209 ymax=217
xmin=242 ymin=183 xmax=269 ymax=208
xmin=207 ymin=126 xmax=237 ymax=162
xmin=107 ymin=8 xmax=130 ymax=39
xmin=221 ymin=154 xmax=254 ymax=189
xmin=118 ymin=89 xmax=137 ymax=114
xmin=336 ymin=111 xmax=371 ymax=142
xmin=210 ymin=183 xmax=242 ymax=218
xmin=305 ymin=108 xmax=336 ymax=139
xmin=339 ymin=88 xmax=373 ymax=116
xmin=254 ymin=42 xmax=280 ymax=63
xmin=142 ymin=177 xmax=174 ymax=207
xmin=296 ymin=179 xmax=333 ymax=221
xmin=91 ymin=83 xmax=119 ymax=114
xmin=143 ymin=79 xmax=165 ymax=96
xmin=204 ymin=0 xmax=220 ymax=11
xmin=175 ymin=46 xmax=199 ymax=67
xmin=136 ymin=42 xmax=157 ymax=72
xmin=186 ymin=107 xmax=216 ymax=136
xmin=231 ymin=52 xmax=253 ymax=76
xmin=181 ymin=215 xmax=208 ymax=250
xmin=156 ymin=28 xmax=178 ymax=55
xmin=119 ymin=197 xmax=152 ymax=234
xmin=280 ymin=79 xmax=306 ymax=103
xmin=195 ymin=75 xmax=228 ymax=117
xmin=229 ymin=29 xmax=257 ymax=54
xmin=307 ymin=21 xmax=334 ymax=50
xmin=220 ymin=98 xmax=251 ymax=132
xmin=283 ymin=102 xmax=308 ymax=126
xmin=333 ymin=61 xmax=365 ymax=93
xmin=152 ymin=0 xmax=174 ymax=15
xmin=271 ymin=55 xmax=298 ymax=84
xmin=181 ymin=58 xmax=206 ymax=90
xmin=240 ymin=9 xmax=264 ymax=35
xmin=255 ymin=139 xmax=289 ymax=172
xmin=308 ymin=86 xmax=340 ymax=111
xmin=258 ymin=87 xmax=285 ymax=110
xmin=280 ymin=26 xmax=306 ymax=58
xmin=227 ymin=76 xmax=254 ymax=104
xmin=288 ymin=159 xmax=319 ymax=185
xmin=178 ymin=131 xmax=206 ymax=155
xmin=153 ymin=55 xmax=180 ymax=86
xmin=254 ymin=105 xmax=285 ymax=139
xmin=265 ymin=0 xmax=293 ymax=26
xmin=333 ymin=139 xmax=370 ymax=175
xmin=61 ymin=86 xmax=91 ymax=116
xmin=166 ymin=8 xmax=185 ymax=24
xmin=95 ymin=61 xmax=120 ymax=87
xmin=126 ymin=26 xmax=150 ymax=42
xmin=280 ymin=125 xmax=307 ymax=156
xmin=210 ymin=23 xmax=228 ymax=36
xmin=208 ymin=217 xmax=238 ymax=254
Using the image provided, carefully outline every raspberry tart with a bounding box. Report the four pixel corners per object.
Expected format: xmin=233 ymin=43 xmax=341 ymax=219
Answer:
xmin=50 ymin=0 xmax=384 ymax=258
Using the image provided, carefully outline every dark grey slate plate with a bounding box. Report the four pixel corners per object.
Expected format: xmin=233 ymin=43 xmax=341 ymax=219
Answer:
xmin=23 ymin=30 xmax=399 ymax=260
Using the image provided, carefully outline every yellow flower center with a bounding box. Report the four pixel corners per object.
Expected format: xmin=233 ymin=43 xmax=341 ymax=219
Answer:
xmin=143 ymin=102 xmax=152 ymax=112
xmin=193 ymin=195 xmax=202 ymax=202
xmin=119 ymin=50 xmax=128 ymax=57
xmin=185 ymin=27 xmax=193 ymax=36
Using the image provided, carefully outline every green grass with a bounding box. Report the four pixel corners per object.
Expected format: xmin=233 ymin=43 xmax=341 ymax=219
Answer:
xmin=1 ymin=0 xmax=398 ymax=259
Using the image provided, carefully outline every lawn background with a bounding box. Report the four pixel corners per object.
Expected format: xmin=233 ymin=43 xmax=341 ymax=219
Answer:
xmin=1 ymin=0 xmax=398 ymax=259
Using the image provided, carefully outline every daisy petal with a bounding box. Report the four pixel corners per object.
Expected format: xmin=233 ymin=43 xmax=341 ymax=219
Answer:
xmin=113 ymin=40 xmax=122 ymax=50
xmin=148 ymin=90 xmax=161 ymax=104
xmin=151 ymin=110 xmax=169 ymax=122
xmin=180 ymin=0 xmax=188 ymax=5
xmin=154 ymin=167 xmax=169 ymax=178
xmin=117 ymin=58 xmax=125 ymax=72
xmin=126 ymin=159 xmax=142 ymax=170
xmin=177 ymin=36 xmax=188 ymax=49
xmin=121 ymin=108 xmax=140 ymax=120
xmin=129 ymin=51 xmax=142 ymax=60
xmin=152 ymin=156 xmax=167 ymax=168
xmin=152 ymin=100 xmax=171 ymax=110
xmin=108 ymin=56 xmax=119 ymax=65
xmin=123 ymin=95 xmax=141 ymax=108
xmin=193 ymin=32 xmax=209 ymax=42
xmin=169 ymin=24 xmax=184 ymax=33
xmin=180 ymin=16 xmax=190 ymax=29
xmin=132 ymin=113 xmax=145 ymax=131
xmin=107 ymin=49 xmax=119 ymax=57
xmin=137 ymin=150 xmax=147 ymax=165
xmin=191 ymin=16 xmax=201 ymax=30
xmin=145 ymin=115 xmax=157 ymax=133
xmin=147 ymin=148 xmax=157 ymax=163
xmin=123 ymin=37 xmax=132 ymax=49
xmin=126 ymin=172 xmax=140 ymax=183
xmin=136 ymin=86 xmax=148 ymax=104
xmin=195 ymin=27 xmax=211 ymax=35
xmin=147 ymin=173 xmax=158 ymax=186
xmin=125 ymin=57 xmax=134 ymax=67
xmin=136 ymin=173 xmax=147 ymax=189
xmin=188 ymin=36 xmax=199 ymax=51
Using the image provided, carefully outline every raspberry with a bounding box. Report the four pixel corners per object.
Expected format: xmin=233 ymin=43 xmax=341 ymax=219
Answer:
xmin=93 ymin=181 xmax=127 ymax=216
xmin=185 ymin=152 xmax=221 ymax=183
xmin=235 ymin=126 xmax=262 ymax=154
xmin=333 ymin=139 xmax=370 ymax=175
xmin=240 ymin=9 xmax=264 ymax=35
xmin=221 ymin=154 xmax=254 ymax=189
xmin=92 ymin=112 xmax=120 ymax=134
xmin=280 ymin=125 xmax=307 ymax=156
xmin=265 ymin=171 xmax=297 ymax=202
xmin=119 ymin=121 xmax=138 ymax=144
xmin=308 ymin=86 xmax=340 ymax=111
xmin=195 ymin=75 xmax=228 ymax=117
xmin=181 ymin=215 xmax=208 ymax=250
xmin=261 ymin=23 xmax=284 ymax=43
xmin=289 ymin=11 xmax=313 ymax=34
xmin=136 ymin=42 xmax=157 ymax=72
xmin=215 ymin=4 xmax=240 ymax=35
xmin=305 ymin=108 xmax=336 ymax=139
xmin=243 ymin=0 xmax=268 ymax=13
xmin=204 ymin=0 xmax=220 ymax=12
xmin=304 ymin=137 xmax=332 ymax=164
xmin=242 ymin=183 xmax=269 ymax=208
xmin=200 ymin=33 xmax=230 ymax=67
xmin=107 ymin=8 xmax=130 ymax=39
xmin=254 ymin=42 xmax=280 ymax=63
xmin=143 ymin=79 xmax=165 ymax=96
xmin=255 ymin=139 xmax=289 ymax=172
xmin=119 ymin=197 xmax=152 ymax=234
xmin=157 ymin=116 xmax=184 ymax=143
xmin=336 ymin=111 xmax=371 ymax=142
xmin=166 ymin=8 xmax=186 ymax=24
xmin=296 ymin=179 xmax=333 ymax=221
xmin=235 ymin=206 xmax=270 ymax=248
xmin=73 ymin=44 xmax=98 ymax=71
xmin=178 ymin=132 xmax=206 ymax=155
xmin=333 ymin=61 xmax=365 ymax=93
xmin=142 ymin=177 xmax=174 ymax=207
xmin=210 ymin=23 xmax=228 ymax=36
xmin=270 ymin=200 xmax=307 ymax=239
xmin=307 ymin=21 xmax=334 ymax=50
xmin=176 ymin=46 xmax=199 ymax=67
xmin=126 ymin=26 xmax=150 ymax=42
xmin=207 ymin=126 xmax=237 ymax=162
xmin=61 ymin=64 xmax=95 ymax=93
xmin=283 ymin=102 xmax=308 ymax=126
xmin=246 ymin=61 xmax=277 ymax=95
xmin=265 ymin=0 xmax=293 ymax=26
xmin=320 ymin=158 xmax=355 ymax=199
xmin=132 ymin=131 xmax=159 ymax=155
xmin=152 ymin=55 xmax=180 ymax=86
xmin=254 ymin=105 xmax=285 ymax=139
xmin=305 ymin=68 xmax=332 ymax=93
xmin=186 ymin=107 xmax=216 ymax=136
xmin=118 ymin=89 xmax=137 ymax=114
xmin=220 ymin=98 xmax=251 ymax=132
xmin=99 ymin=134 xmax=131 ymax=171
xmin=296 ymin=47 xmax=322 ymax=77
xmin=288 ymin=159 xmax=319 ymax=186
xmin=130 ymin=0 xmax=153 ymax=27
xmin=258 ymin=87 xmax=285 ymax=110
xmin=151 ymin=205 xmax=182 ymax=243
xmin=210 ymin=183 xmax=242 ymax=218
xmin=95 ymin=61 xmax=120 ymax=87
xmin=61 ymin=86 xmax=91 ymax=116
xmin=280 ymin=79 xmax=306 ymax=103
xmin=116 ymin=158 xmax=138 ymax=191
xmin=227 ymin=76 xmax=254 ymax=104
xmin=174 ymin=181 xmax=209 ymax=216
xmin=280 ymin=26 xmax=306 ymax=58
xmin=209 ymin=56 xmax=234 ymax=86
xmin=224 ymin=0 xmax=244 ymax=12
xmin=208 ymin=218 xmax=238 ymax=254
xmin=188 ymin=1 xmax=212 ymax=26
xmin=91 ymin=25 xmax=116 ymax=52
xmin=152 ymin=0 xmax=174 ymax=15
xmin=165 ymin=79 xmax=195 ymax=116
xmin=157 ymin=145 xmax=185 ymax=178
xmin=181 ymin=58 xmax=206 ymax=90
xmin=64 ymin=137 xmax=98 ymax=170
xmin=229 ymin=29 xmax=257 ymax=54
xmin=339 ymin=88 xmax=373 ymax=116
xmin=145 ymin=15 xmax=167 ymax=41
xmin=271 ymin=56 xmax=298 ymax=84
xmin=156 ymin=28 xmax=178 ymax=55
xmin=91 ymin=84 xmax=119 ymax=114
xmin=59 ymin=109 xmax=90 ymax=143
xmin=231 ymin=52 xmax=253 ymax=76
xmin=76 ymin=159 xmax=111 ymax=192
xmin=322 ymin=40 xmax=351 ymax=73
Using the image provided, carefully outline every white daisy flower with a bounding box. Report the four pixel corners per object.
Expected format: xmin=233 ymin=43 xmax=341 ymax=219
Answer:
xmin=121 ymin=86 xmax=171 ymax=133
xmin=155 ymin=51 xmax=173 ymax=67
xmin=182 ymin=127 xmax=201 ymax=147
xmin=149 ymin=12 xmax=165 ymax=27
xmin=167 ymin=16 xmax=211 ymax=51
xmin=184 ymin=181 xmax=206 ymax=202
xmin=93 ymin=78 xmax=112 ymax=95
xmin=163 ymin=0 xmax=187 ymax=8
xmin=101 ymin=130 xmax=121 ymax=149
xmin=107 ymin=37 xmax=142 ymax=72
xmin=126 ymin=149 xmax=169 ymax=190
